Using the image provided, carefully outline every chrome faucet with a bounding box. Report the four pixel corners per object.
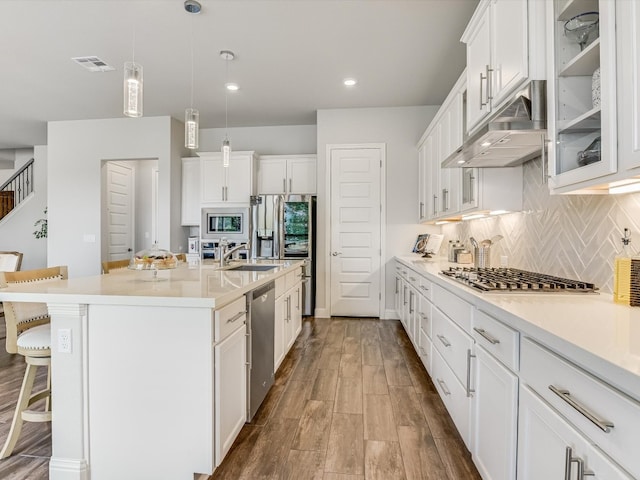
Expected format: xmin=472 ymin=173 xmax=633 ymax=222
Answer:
xmin=218 ymin=242 xmax=249 ymax=268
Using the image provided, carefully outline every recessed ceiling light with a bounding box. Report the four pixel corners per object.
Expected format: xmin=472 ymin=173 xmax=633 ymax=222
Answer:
xmin=343 ymin=78 xmax=357 ymax=87
xmin=225 ymin=83 xmax=239 ymax=91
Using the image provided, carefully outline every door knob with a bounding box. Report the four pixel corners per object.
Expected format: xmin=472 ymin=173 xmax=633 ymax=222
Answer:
xmin=332 ymin=252 xmax=341 ymax=256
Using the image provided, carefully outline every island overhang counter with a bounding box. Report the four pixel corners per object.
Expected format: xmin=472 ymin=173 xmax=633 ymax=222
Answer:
xmin=0 ymin=260 xmax=304 ymax=480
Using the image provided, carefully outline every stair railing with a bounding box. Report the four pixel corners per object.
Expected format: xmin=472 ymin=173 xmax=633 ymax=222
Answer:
xmin=0 ymin=158 xmax=34 ymax=221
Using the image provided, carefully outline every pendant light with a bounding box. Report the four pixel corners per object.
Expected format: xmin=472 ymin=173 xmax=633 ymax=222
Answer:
xmin=124 ymin=15 xmax=143 ymax=117
xmin=220 ymin=50 xmax=235 ymax=167
xmin=184 ymin=0 xmax=201 ymax=149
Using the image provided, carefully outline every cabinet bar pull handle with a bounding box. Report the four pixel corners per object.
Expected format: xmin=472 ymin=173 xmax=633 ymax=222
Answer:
xmin=283 ymin=178 xmax=286 ymax=192
xmin=226 ymin=310 xmax=246 ymax=324
xmin=436 ymin=378 xmax=451 ymax=396
xmin=436 ymin=334 xmax=451 ymax=347
xmin=466 ymin=349 xmax=476 ymax=397
xmin=473 ymin=327 xmax=500 ymax=345
xmin=395 ymin=278 xmax=399 ymax=294
xmin=565 ymin=447 xmax=595 ymax=480
xmin=409 ymin=276 xmax=417 ymax=281
xmin=433 ymin=195 xmax=437 ymax=216
xmin=420 ymin=285 xmax=429 ymax=291
xmin=486 ymin=64 xmax=493 ymax=103
xmin=289 ymin=178 xmax=292 ymax=192
xmin=419 ymin=201 xmax=424 ymax=218
xmin=409 ymin=292 xmax=414 ymax=314
xmin=549 ymin=385 xmax=614 ymax=433
xmin=479 ymin=71 xmax=486 ymax=108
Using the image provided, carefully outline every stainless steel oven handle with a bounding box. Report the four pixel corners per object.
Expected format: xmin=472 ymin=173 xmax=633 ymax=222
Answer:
xmin=549 ymin=385 xmax=614 ymax=433
xmin=473 ymin=327 xmax=500 ymax=345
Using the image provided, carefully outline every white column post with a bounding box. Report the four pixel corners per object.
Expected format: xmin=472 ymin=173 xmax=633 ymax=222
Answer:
xmin=48 ymin=303 xmax=90 ymax=480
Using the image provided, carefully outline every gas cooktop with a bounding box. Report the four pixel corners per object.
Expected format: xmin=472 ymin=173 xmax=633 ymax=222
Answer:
xmin=440 ymin=267 xmax=598 ymax=293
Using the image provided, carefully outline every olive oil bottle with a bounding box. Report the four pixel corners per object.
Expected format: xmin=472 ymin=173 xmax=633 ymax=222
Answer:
xmin=614 ymin=228 xmax=634 ymax=304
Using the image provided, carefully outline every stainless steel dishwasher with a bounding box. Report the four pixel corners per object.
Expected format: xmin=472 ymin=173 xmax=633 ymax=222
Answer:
xmin=247 ymin=280 xmax=275 ymax=421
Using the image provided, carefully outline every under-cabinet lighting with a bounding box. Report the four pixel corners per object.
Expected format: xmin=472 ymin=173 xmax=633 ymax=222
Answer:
xmin=481 ymin=141 xmax=492 ymax=147
xmin=462 ymin=213 xmax=486 ymax=221
xmin=435 ymin=220 xmax=451 ymax=225
xmin=457 ymin=160 xmax=466 ymax=165
xmin=609 ymin=182 xmax=640 ymax=195
xmin=489 ymin=210 xmax=509 ymax=215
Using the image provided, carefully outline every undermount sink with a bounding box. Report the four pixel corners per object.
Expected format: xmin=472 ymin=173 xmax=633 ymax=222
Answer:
xmin=226 ymin=264 xmax=278 ymax=272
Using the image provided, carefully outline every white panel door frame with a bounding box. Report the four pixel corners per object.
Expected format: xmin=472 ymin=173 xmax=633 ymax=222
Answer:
xmin=325 ymin=143 xmax=386 ymax=318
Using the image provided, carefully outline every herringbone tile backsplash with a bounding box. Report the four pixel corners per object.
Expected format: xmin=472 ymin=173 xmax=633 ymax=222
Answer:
xmin=441 ymin=157 xmax=640 ymax=294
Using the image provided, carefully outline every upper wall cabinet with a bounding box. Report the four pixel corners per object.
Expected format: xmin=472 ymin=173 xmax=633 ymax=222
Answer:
xmin=616 ymin=0 xmax=640 ymax=174
xmin=547 ymin=0 xmax=617 ymax=192
xmin=463 ymin=0 xmax=543 ymax=134
xmin=257 ymin=155 xmax=317 ymax=195
xmin=199 ymin=151 xmax=257 ymax=205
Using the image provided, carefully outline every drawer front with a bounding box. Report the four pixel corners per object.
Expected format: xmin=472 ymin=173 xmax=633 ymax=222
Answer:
xmin=432 ymin=306 xmax=474 ymax=389
xmin=406 ymin=269 xmax=420 ymax=290
xmin=473 ymin=309 xmax=519 ymax=372
xmin=432 ymin=284 xmax=472 ymax=332
xmin=397 ymin=262 xmax=409 ymax=280
xmin=215 ymin=296 xmax=247 ymax=342
xmin=521 ymin=338 xmax=640 ymax=478
xmin=432 ymin=346 xmax=471 ymax=448
xmin=418 ymin=329 xmax=432 ymax=374
xmin=418 ymin=276 xmax=431 ymax=301
xmin=418 ymin=296 xmax=432 ymax=339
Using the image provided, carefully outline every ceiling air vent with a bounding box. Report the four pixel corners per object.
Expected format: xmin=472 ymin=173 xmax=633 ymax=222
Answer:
xmin=72 ymin=56 xmax=115 ymax=72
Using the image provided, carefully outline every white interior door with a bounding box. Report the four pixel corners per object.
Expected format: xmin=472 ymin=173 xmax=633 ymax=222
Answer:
xmin=105 ymin=162 xmax=134 ymax=261
xmin=329 ymin=147 xmax=382 ymax=317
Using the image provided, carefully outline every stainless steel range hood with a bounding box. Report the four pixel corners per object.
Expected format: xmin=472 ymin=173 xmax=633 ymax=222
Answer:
xmin=442 ymin=80 xmax=546 ymax=168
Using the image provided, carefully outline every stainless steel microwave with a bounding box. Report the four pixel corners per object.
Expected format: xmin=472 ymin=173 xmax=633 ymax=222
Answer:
xmin=201 ymin=207 xmax=249 ymax=241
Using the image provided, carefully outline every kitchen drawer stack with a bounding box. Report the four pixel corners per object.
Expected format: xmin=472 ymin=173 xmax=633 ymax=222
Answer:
xmin=394 ymin=258 xmax=639 ymax=480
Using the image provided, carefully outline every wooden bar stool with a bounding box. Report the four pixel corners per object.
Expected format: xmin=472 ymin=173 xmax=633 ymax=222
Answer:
xmin=101 ymin=258 xmax=130 ymax=274
xmin=0 ymin=265 xmax=68 ymax=459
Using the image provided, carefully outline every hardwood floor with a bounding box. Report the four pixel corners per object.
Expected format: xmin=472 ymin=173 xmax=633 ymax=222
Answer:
xmin=0 ymin=317 xmax=481 ymax=479
xmin=0 ymin=351 xmax=51 ymax=480
xmin=213 ymin=317 xmax=481 ymax=480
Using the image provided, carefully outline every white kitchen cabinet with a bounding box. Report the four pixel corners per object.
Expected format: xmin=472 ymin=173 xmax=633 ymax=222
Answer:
xmin=472 ymin=345 xmax=518 ymax=480
xmin=199 ymin=151 xmax=257 ymax=205
xmin=463 ymin=0 xmax=531 ymax=133
xmin=274 ymin=269 xmax=303 ymax=371
xmin=517 ymin=385 xmax=633 ymax=480
xmin=257 ymin=155 xmax=316 ymax=195
xmin=417 ymin=142 xmax=429 ymax=222
xmin=547 ymin=0 xmax=617 ymax=192
xmin=616 ymin=0 xmax=640 ymax=173
xmin=181 ymin=157 xmax=201 ymax=226
xmin=214 ymin=322 xmax=247 ymax=466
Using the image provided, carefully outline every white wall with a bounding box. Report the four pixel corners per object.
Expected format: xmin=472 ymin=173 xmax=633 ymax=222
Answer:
xmin=0 ymin=147 xmax=48 ymax=270
xmin=47 ymin=116 xmax=188 ymax=277
xmin=316 ymin=106 xmax=441 ymax=318
xmin=199 ymin=125 xmax=317 ymax=154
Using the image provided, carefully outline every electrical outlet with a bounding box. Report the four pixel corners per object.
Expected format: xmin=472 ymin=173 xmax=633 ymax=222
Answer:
xmin=58 ymin=329 xmax=72 ymax=353
xmin=500 ymin=255 xmax=509 ymax=267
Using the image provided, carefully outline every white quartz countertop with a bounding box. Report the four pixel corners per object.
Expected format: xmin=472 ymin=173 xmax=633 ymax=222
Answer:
xmin=0 ymin=259 xmax=304 ymax=309
xmin=396 ymin=255 xmax=640 ymax=401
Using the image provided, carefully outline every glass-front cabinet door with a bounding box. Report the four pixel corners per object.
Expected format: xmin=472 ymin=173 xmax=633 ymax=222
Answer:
xmin=547 ymin=0 xmax=617 ymax=192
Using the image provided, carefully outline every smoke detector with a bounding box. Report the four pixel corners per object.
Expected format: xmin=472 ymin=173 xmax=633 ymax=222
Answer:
xmin=184 ymin=0 xmax=201 ymax=14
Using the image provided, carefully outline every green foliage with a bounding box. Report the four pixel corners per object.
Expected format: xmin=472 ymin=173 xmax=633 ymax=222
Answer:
xmin=33 ymin=208 xmax=47 ymax=239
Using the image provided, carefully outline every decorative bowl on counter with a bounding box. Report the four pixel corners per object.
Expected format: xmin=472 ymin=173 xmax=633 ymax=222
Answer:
xmin=129 ymin=244 xmax=177 ymax=270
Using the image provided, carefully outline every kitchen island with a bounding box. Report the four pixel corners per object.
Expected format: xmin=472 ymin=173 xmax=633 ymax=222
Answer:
xmin=0 ymin=259 xmax=304 ymax=480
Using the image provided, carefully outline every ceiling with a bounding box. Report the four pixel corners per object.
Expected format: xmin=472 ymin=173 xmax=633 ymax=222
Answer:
xmin=0 ymin=0 xmax=478 ymax=150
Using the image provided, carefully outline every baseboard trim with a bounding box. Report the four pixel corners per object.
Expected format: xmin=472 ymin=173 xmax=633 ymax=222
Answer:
xmin=381 ymin=308 xmax=400 ymax=320
xmin=49 ymin=457 xmax=89 ymax=480
xmin=314 ymin=307 xmax=330 ymax=318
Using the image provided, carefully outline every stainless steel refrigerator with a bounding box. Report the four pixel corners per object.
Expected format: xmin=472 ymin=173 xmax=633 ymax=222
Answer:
xmin=250 ymin=194 xmax=316 ymax=315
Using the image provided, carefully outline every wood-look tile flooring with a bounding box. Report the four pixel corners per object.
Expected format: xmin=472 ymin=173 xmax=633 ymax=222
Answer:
xmin=212 ymin=317 xmax=481 ymax=480
xmin=0 ymin=317 xmax=481 ymax=480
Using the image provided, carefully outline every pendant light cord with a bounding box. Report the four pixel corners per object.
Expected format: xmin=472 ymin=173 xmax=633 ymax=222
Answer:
xmin=190 ymin=15 xmax=194 ymax=108
xmin=225 ymin=57 xmax=229 ymax=137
